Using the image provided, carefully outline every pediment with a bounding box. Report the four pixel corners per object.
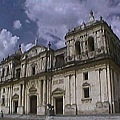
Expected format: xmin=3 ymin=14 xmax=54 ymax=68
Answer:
xmin=82 ymin=82 xmax=90 ymax=87
xmin=52 ymin=88 xmax=65 ymax=95
xmin=29 ymin=86 xmax=37 ymax=93
xmin=22 ymin=45 xmax=46 ymax=59
xmin=12 ymin=94 xmax=19 ymax=99
xmin=28 ymin=46 xmax=46 ymax=57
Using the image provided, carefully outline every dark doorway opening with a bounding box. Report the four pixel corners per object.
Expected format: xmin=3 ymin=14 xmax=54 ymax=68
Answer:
xmin=30 ymin=95 xmax=37 ymax=114
xmin=55 ymin=97 xmax=63 ymax=114
xmin=119 ymin=100 xmax=120 ymax=113
xmin=14 ymin=101 xmax=18 ymax=113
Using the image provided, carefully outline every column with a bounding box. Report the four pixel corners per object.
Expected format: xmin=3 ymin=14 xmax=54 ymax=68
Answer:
xmin=37 ymin=80 xmax=42 ymax=115
xmin=48 ymin=79 xmax=52 ymax=104
xmin=97 ymin=69 xmax=102 ymax=102
xmin=63 ymin=95 xmax=65 ymax=115
xmin=6 ymin=87 xmax=9 ymax=106
xmin=106 ymin=66 xmax=111 ymax=102
xmin=43 ymin=80 xmax=46 ymax=105
xmin=11 ymin=86 xmax=14 ymax=114
xmin=71 ymin=75 xmax=76 ymax=104
xmin=67 ymin=41 xmax=70 ymax=57
xmin=39 ymin=80 xmax=42 ymax=106
xmin=22 ymin=84 xmax=25 ymax=114
xmin=65 ymin=75 xmax=70 ymax=105
xmin=73 ymin=40 xmax=75 ymax=56
xmin=9 ymin=86 xmax=12 ymax=114
xmin=101 ymin=68 xmax=108 ymax=101
xmin=108 ymin=67 xmax=114 ymax=113
xmin=22 ymin=84 xmax=24 ymax=106
xmin=26 ymin=90 xmax=29 ymax=114
xmin=19 ymin=85 xmax=21 ymax=106
xmin=95 ymin=31 xmax=98 ymax=49
xmin=24 ymin=87 xmax=27 ymax=114
xmin=47 ymin=79 xmax=49 ymax=104
xmin=17 ymin=84 xmax=24 ymax=114
xmin=7 ymin=87 xmax=10 ymax=114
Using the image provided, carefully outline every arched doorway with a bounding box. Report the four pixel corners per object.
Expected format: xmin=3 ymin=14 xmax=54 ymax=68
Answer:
xmin=30 ymin=95 xmax=37 ymax=114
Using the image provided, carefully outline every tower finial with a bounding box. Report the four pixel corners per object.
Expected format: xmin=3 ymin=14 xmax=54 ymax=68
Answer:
xmin=90 ymin=10 xmax=95 ymax=22
xmin=48 ymin=41 xmax=51 ymax=51
xmin=100 ymin=16 xmax=103 ymax=21
xmin=19 ymin=44 xmax=21 ymax=50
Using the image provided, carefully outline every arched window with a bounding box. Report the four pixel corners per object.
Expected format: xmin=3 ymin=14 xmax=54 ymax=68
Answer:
xmin=75 ymin=41 xmax=81 ymax=55
xmin=88 ymin=37 xmax=95 ymax=51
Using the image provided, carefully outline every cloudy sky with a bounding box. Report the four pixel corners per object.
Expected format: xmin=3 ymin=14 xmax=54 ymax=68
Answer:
xmin=0 ymin=0 xmax=120 ymax=61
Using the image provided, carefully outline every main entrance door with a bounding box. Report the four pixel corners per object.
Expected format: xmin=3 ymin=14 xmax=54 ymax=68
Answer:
xmin=30 ymin=95 xmax=37 ymax=114
xmin=14 ymin=101 xmax=18 ymax=113
xmin=55 ymin=97 xmax=63 ymax=114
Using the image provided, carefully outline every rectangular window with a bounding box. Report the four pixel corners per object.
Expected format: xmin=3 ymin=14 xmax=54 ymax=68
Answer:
xmin=83 ymin=87 xmax=89 ymax=98
xmin=16 ymin=68 xmax=21 ymax=79
xmin=2 ymin=98 xmax=5 ymax=104
xmin=83 ymin=72 xmax=88 ymax=80
xmin=6 ymin=66 xmax=9 ymax=76
xmin=117 ymin=73 xmax=119 ymax=82
xmin=32 ymin=66 xmax=35 ymax=75
xmin=55 ymin=55 xmax=64 ymax=68
xmin=2 ymin=68 xmax=5 ymax=77
xmin=1 ymin=96 xmax=5 ymax=106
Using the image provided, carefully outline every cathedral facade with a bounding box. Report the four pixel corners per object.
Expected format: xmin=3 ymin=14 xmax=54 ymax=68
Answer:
xmin=0 ymin=12 xmax=120 ymax=115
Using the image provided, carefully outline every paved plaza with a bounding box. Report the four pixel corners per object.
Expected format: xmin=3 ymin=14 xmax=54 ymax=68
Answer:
xmin=0 ymin=115 xmax=46 ymax=120
xmin=1 ymin=114 xmax=120 ymax=120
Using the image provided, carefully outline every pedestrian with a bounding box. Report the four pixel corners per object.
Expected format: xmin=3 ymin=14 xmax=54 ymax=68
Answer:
xmin=1 ymin=110 xmax=3 ymax=119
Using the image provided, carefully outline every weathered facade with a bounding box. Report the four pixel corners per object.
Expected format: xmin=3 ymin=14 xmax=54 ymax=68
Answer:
xmin=0 ymin=12 xmax=120 ymax=115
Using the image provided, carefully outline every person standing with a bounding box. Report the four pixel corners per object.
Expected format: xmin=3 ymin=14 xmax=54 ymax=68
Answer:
xmin=1 ymin=110 xmax=3 ymax=119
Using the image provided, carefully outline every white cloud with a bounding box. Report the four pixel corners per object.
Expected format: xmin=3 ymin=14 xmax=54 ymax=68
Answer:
xmin=13 ymin=20 xmax=22 ymax=29
xmin=25 ymin=19 xmax=30 ymax=23
xmin=24 ymin=0 xmax=120 ymax=48
xmin=55 ymin=40 xmax=65 ymax=48
xmin=0 ymin=29 xmax=19 ymax=61
xmin=109 ymin=16 xmax=120 ymax=38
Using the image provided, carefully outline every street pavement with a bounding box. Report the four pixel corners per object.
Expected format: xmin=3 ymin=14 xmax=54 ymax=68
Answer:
xmin=0 ymin=117 xmax=45 ymax=120
xmin=0 ymin=114 xmax=46 ymax=120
